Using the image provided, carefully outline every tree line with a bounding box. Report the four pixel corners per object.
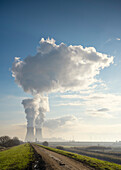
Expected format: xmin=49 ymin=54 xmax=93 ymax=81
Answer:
xmin=0 ymin=136 xmax=21 ymax=147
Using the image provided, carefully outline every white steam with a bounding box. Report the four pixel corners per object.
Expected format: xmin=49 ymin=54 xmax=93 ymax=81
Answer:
xmin=22 ymin=95 xmax=49 ymax=128
xmin=12 ymin=38 xmax=113 ymax=94
xmin=35 ymin=96 xmax=49 ymax=128
xmin=12 ymin=38 xmax=113 ymax=136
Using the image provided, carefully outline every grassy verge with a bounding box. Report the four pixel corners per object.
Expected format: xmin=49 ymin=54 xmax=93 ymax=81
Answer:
xmin=64 ymin=147 xmax=121 ymax=164
xmin=0 ymin=143 xmax=34 ymax=170
xmin=37 ymin=144 xmax=121 ymax=170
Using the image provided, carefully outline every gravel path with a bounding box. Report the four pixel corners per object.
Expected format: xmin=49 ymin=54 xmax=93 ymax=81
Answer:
xmin=32 ymin=144 xmax=94 ymax=170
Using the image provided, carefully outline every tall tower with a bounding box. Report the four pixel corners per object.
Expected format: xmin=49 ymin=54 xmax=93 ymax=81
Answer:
xmin=25 ymin=127 xmax=35 ymax=142
xmin=22 ymin=99 xmax=36 ymax=142
xmin=35 ymin=128 xmax=42 ymax=141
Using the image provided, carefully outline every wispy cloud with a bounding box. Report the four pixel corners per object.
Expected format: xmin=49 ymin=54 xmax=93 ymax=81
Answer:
xmin=54 ymin=101 xmax=82 ymax=106
xmin=43 ymin=115 xmax=81 ymax=129
xmin=104 ymin=37 xmax=120 ymax=44
xmin=86 ymin=109 xmax=114 ymax=119
xmin=116 ymin=38 xmax=120 ymax=41
xmin=55 ymin=92 xmax=121 ymax=118
xmin=104 ymin=38 xmax=112 ymax=44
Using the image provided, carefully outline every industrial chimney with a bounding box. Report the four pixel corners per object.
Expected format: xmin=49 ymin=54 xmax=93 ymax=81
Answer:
xmin=25 ymin=127 xmax=35 ymax=142
xmin=22 ymin=99 xmax=36 ymax=142
xmin=35 ymin=112 xmax=44 ymax=142
xmin=35 ymin=127 xmax=42 ymax=141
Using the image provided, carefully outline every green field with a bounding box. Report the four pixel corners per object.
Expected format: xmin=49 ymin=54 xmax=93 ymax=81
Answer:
xmin=38 ymin=144 xmax=121 ymax=170
xmin=0 ymin=143 xmax=34 ymax=170
xmin=64 ymin=147 xmax=121 ymax=165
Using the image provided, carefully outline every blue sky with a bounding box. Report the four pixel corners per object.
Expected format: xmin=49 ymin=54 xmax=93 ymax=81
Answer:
xmin=0 ymin=0 xmax=121 ymax=141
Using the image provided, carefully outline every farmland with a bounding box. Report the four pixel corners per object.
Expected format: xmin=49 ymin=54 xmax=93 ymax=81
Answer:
xmin=63 ymin=146 xmax=121 ymax=165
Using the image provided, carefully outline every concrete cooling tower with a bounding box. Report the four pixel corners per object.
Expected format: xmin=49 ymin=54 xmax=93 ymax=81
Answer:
xmin=25 ymin=127 xmax=34 ymax=142
xmin=35 ymin=128 xmax=42 ymax=141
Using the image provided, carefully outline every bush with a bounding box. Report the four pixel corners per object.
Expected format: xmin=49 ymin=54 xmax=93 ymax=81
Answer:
xmin=56 ymin=146 xmax=64 ymax=150
xmin=42 ymin=141 xmax=48 ymax=146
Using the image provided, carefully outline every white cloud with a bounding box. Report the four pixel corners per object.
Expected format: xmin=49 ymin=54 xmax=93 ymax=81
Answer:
xmin=82 ymin=93 xmax=121 ymax=114
xmin=116 ymin=38 xmax=120 ymax=41
xmin=12 ymin=38 xmax=113 ymax=94
xmin=55 ymin=102 xmax=82 ymax=106
xmin=104 ymin=38 xmax=112 ymax=44
xmin=104 ymin=37 xmax=120 ymax=44
xmin=43 ymin=115 xmax=80 ymax=129
xmin=60 ymin=94 xmax=83 ymax=99
xmin=43 ymin=121 xmax=121 ymax=141
xmin=86 ymin=109 xmax=114 ymax=118
xmin=57 ymin=92 xmax=121 ymax=118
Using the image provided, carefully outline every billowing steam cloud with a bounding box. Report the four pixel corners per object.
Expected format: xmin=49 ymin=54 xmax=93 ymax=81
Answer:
xmin=12 ymin=38 xmax=113 ymax=93
xmin=22 ymin=95 xmax=49 ymax=128
xmin=21 ymin=95 xmax=49 ymax=141
xmin=12 ymin=38 xmax=113 ymax=141
xmin=35 ymin=96 xmax=49 ymax=129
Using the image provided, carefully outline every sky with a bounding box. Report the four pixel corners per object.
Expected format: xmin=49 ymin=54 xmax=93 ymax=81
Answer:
xmin=0 ymin=0 xmax=121 ymax=141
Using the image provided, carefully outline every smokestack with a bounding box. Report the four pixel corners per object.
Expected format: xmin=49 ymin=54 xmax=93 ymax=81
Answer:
xmin=35 ymin=96 xmax=49 ymax=141
xmin=35 ymin=112 xmax=44 ymax=142
xmin=22 ymin=98 xmax=39 ymax=142
xmin=35 ymin=128 xmax=42 ymax=141
xmin=25 ymin=127 xmax=34 ymax=142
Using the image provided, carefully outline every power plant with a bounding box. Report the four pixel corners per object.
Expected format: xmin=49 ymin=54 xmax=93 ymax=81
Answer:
xmin=25 ymin=127 xmax=35 ymax=142
xmin=25 ymin=127 xmax=42 ymax=142
xmin=22 ymin=96 xmax=49 ymax=142
xmin=35 ymin=127 xmax=42 ymax=141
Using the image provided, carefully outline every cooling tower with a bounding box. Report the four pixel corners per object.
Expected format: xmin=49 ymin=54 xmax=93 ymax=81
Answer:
xmin=25 ymin=127 xmax=34 ymax=142
xmin=35 ymin=128 xmax=42 ymax=141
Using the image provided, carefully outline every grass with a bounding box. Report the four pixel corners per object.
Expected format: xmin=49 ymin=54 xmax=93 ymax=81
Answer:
xmin=37 ymin=144 xmax=121 ymax=170
xmin=64 ymin=147 xmax=121 ymax=165
xmin=0 ymin=143 xmax=34 ymax=170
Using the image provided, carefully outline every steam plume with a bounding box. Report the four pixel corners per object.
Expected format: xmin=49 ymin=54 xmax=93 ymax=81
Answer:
xmin=12 ymin=38 xmax=113 ymax=141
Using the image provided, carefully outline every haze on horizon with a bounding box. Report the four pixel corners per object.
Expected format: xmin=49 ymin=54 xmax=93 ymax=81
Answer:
xmin=0 ymin=0 xmax=121 ymax=142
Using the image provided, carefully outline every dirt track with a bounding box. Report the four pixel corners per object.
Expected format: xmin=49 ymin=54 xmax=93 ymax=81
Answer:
xmin=32 ymin=144 xmax=94 ymax=170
